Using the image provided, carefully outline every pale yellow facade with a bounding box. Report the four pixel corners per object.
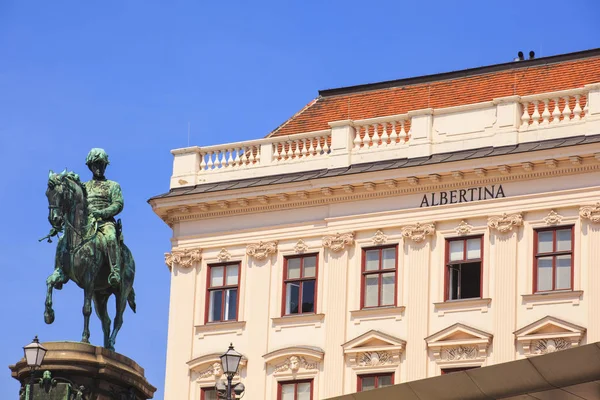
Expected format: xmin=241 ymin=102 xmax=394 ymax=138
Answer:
xmin=151 ymin=63 xmax=600 ymax=400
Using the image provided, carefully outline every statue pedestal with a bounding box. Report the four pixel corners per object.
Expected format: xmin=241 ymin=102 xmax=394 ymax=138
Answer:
xmin=9 ymin=341 xmax=156 ymax=400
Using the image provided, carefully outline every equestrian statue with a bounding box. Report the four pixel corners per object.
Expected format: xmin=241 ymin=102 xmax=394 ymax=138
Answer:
xmin=41 ymin=148 xmax=136 ymax=351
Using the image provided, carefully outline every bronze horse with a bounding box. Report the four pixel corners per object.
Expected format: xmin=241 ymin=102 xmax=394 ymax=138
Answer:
xmin=43 ymin=170 xmax=136 ymax=350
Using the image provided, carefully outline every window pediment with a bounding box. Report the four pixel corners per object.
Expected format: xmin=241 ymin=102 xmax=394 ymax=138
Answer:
xmin=342 ymin=330 xmax=406 ymax=368
xmin=187 ymin=353 xmax=247 ymax=382
xmin=425 ymin=323 xmax=492 ymax=365
xmin=263 ymin=346 xmax=323 ymax=376
xmin=514 ymin=316 xmax=586 ymax=356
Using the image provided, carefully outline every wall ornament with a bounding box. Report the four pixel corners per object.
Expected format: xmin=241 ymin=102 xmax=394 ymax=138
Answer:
xmin=441 ymin=346 xmax=478 ymax=361
xmin=487 ymin=213 xmax=523 ymax=233
xmin=543 ymin=210 xmax=563 ymax=225
xmin=322 ymin=232 xmax=355 ymax=252
xmin=454 ymin=220 xmax=473 ymax=235
xmin=246 ymin=241 xmax=278 ymax=261
xmin=357 ymin=351 xmax=394 ymax=367
xmin=579 ymin=203 xmax=600 ymax=223
xmin=371 ymin=230 xmax=388 ymax=245
xmin=164 ymin=248 xmax=202 ymax=269
xmin=216 ymin=248 xmax=232 ymax=262
xmin=273 ymin=356 xmax=318 ymax=373
xmin=401 ymin=222 xmax=435 ymax=243
xmin=532 ymin=338 xmax=572 ymax=355
xmin=294 ymin=239 xmax=309 ymax=254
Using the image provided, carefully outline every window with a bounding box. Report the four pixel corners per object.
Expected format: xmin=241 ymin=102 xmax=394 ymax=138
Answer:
xmin=534 ymin=226 xmax=573 ymax=292
xmin=206 ymin=263 xmax=240 ymax=323
xmin=445 ymin=237 xmax=483 ymax=301
xmin=201 ymin=388 xmax=217 ymax=400
xmin=278 ymin=380 xmax=312 ymax=400
xmin=361 ymin=246 xmax=397 ymax=308
xmin=441 ymin=366 xmax=479 ymax=375
xmin=358 ymin=373 xmax=394 ymax=391
xmin=282 ymin=254 xmax=318 ymax=315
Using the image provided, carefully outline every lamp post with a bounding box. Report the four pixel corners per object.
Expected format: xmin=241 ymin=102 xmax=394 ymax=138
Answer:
xmin=219 ymin=343 xmax=243 ymax=400
xmin=23 ymin=336 xmax=47 ymax=400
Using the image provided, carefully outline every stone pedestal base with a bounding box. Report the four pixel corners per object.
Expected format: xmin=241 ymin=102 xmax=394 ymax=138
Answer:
xmin=9 ymin=341 xmax=156 ymax=400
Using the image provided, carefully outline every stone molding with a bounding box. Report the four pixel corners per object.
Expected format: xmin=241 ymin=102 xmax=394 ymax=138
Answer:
xmin=246 ymin=240 xmax=278 ymax=261
xmin=514 ymin=316 xmax=586 ymax=356
xmin=164 ymin=248 xmax=202 ymax=269
xmin=216 ymin=248 xmax=232 ymax=262
xmin=294 ymin=239 xmax=309 ymax=253
xmin=342 ymin=330 xmax=405 ymax=368
xmin=426 ymin=323 xmax=493 ymax=366
xmin=322 ymin=232 xmax=355 ymax=252
xmin=580 ymin=202 xmax=600 ymax=223
xmin=454 ymin=220 xmax=473 ymax=235
xmin=371 ymin=229 xmax=388 ymax=245
xmin=487 ymin=212 xmax=523 ymax=233
xmin=401 ymin=222 xmax=435 ymax=243
xmin=543 ymin=209 xmax=563 ymax=225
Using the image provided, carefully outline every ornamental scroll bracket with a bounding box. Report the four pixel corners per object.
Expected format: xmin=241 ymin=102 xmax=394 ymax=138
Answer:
xmin=487 ymin=213 xmax=523 ymax=233
xmin=401 ymin=222 xmax=435 ymax=243
xmin=164 ymin=248 xmax=202 ymax=269
xmin=580 ymin=203 xmax=600 ymax=223
xmin=322 ymin=232 xmax=355 ymax=252
xmin=246 ymin=241 xmax=278 ymax=261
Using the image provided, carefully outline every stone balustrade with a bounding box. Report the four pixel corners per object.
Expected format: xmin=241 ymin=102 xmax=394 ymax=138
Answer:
xmin=170 ymin=83 xmax=600 ymax=188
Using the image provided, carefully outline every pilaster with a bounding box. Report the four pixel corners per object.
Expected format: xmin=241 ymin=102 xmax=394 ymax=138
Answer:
xmin=581 ymin=205 xmax=600 ymax=341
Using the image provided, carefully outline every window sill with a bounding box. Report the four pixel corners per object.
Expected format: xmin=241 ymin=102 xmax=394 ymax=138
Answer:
xmin=434 ymin=298 xmax=491 ymax=316
xmin=194 ymin=320 xmax=246 ymax=339
xmin=350 ymin=306 xmax=406 ymax=325
xmin=522 ymin=290 xmax=583 ymax=309
xmin=271 ymin=313 xmax=325 ymax=332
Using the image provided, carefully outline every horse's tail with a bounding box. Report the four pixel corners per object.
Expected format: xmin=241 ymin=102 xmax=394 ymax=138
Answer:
xmin=128 ymin=287 xmax=137 ymax=313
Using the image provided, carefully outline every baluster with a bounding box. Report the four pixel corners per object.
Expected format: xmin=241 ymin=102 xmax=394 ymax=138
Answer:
xmin=285 ymin=141 xmax=292 ymax=160
xmin=216 ymin=150 xmax=224 ymax=169
xmin=370 ymin=124 xmax=377 ymax=148
xmin=308 ymin=138 xmax=316 ymax=156
xmin=551 ymin=98 xmax=561 ymax=124
xmin=531 ymin=101 xmax=541 ymax=126
xmin=272 ymin=143 xmax=278 ymax=162
xmin=255 ymin=146 xmax=260 ymax=164
xmin=291 ymin=140 xmax=299 ymax=158
xmin=400 ymin=120 xmax=407 ymax=142
xmin=324 ymin=135 xmax=331 ymax=153
xmin=562 ymin=96 xmax=572 ymax=122
xmin=231 ymin=148 xmax=239 ymax=167
xmin=224 ymin=149 xmax=232 ymax=168
xmin=200 ymin=152 xmax=207 ymax=171
xmin=353 ymin=125 xmax=363 ymax=150
xmin=541 ymin=99 xmax=551 ymax=125
xmin=390 ymin=122 xmax=399 ymax=145
xmin=379 ymin=123 xmax=387 ymax=147
xmin=318 ymin=136 xmax=324 ymax=154
xmin=583 ymin=95 xmax=589 ymax=119
xmin=573 ymin=95 xmax=583 ymax=120
xmin=207 ymin=151 xmax=214 ymax=170
xmin=520 ymin=101 xmax=531 ymax=128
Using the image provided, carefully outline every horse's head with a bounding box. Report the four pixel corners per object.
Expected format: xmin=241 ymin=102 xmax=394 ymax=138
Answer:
xmin=46 ymin=169 xmax=85 ymax=231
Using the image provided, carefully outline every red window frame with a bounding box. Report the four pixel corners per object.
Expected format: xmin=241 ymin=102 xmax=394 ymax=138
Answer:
xmin=533 ymin=226 xmax=574 ymax=293
xmin=205 ymin=262 xmax=241 ymax=323
xmin=281 ymin=254 xmax=319 ymax=316
xmin=357 ymin=373 xmax=394 ymax=391
xmin=200 ymin=387 xmax=217 ymax=400
xmin=361 ymin=245 xmax=398 ymax=309
xmin=444 ymin=236 xmax=483 ymax=301
xmin=277 ymin=379 xmax=313 ymax=400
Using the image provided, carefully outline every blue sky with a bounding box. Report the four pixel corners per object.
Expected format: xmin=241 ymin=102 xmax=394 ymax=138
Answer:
xmin=0 ymin=1 xmax=598 ymax=398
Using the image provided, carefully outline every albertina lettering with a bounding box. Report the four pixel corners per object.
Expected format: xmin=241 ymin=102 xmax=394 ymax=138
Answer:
xmin=420 ymin=185 xmax=505 ymax=207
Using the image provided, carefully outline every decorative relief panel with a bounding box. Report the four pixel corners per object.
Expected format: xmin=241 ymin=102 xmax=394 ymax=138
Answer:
xmin=246 ymin=241 xmax=278 ymax=260
xmin=164 ymin=248 xmax=202 ymax=269
xmin=216 ymin=248 xmax=232 ymax=262
xmin=273 ymin=356 xmax=319 ymax=373
xmin=487 ymin=213 xmax=523 ymax=233
xmin=371 ymin=230 xmax=388 ymax=245
xmin=343 ymin=330 xmax=405 ymax=368
xmin=198 ymin=362 xmax=224 ymax=379
xmin=532 ymin=338 xmax=572 ymax=355
xmin=454 ymin=220 xmax=473 ymax=235
xmin=401 ymin=222 xmax=435 ymax=243
xmin=543 ymin=210 xmax=563 ymax=225
xmin=357 ymin=351 xmax=395 ymax=367
xmin=294 ymin=239 xmax=309 ymax=254
xmin=322 ymin=232 xmax=355 ymax=252
xmin=580 ymin=203 xmax=600 ymax=223
xmin=515 ymin=316 xmax=585 ymax=356
xmin=426 ymin=323 xmax=492 ymax=365
xmin=441 ymin=346 xmax=478 ymax=361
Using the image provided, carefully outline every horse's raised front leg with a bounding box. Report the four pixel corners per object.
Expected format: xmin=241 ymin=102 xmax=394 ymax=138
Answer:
xmin=92 ymin=292 xmax=111 ymax=349
xmin=44 ymin=269 xmax=67 ymax=324
xmin=81 ymin=289 xmax=93 ymax=343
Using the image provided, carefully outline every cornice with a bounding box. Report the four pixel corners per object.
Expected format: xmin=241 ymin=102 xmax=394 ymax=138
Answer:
xmin=156 ymin=157 xmax=600 ymax=225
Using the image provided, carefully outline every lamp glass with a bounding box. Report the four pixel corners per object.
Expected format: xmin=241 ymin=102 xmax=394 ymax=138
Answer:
xmin=23 ymin=337 xmax=47 ymax=368
xmin=220 ymin=344 xmax=242 ymax=375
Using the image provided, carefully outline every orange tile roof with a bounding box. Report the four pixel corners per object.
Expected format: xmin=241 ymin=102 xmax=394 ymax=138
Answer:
xmin=268 ymin=50 xmax=600 ymax=137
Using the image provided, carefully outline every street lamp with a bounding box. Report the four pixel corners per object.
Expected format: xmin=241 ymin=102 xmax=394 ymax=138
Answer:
xmin=23 ymin=336 xmax=47 ymax=400
xmin=220 ymin=343 xmax=243 ymax=400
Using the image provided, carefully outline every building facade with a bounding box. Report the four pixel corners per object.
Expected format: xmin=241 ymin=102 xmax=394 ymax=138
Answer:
xmin=150 ymin=49 xmax=600 ymax=400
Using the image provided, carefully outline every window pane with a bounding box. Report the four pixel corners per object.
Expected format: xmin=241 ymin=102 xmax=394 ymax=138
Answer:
xmin=304 ymin=256 xmax=317 ymax=278
xmin=557 ymin=229 xmax=572 ymax=252
xmin=378 ymin=375 xmax=393 ymax=387
xmin=281 ymin=384 xmax=295 ymax=400
xmin=226 ymin=265 xmax=239 ymax=285
xmin=208 ymin=290 xmax=222 ymax=322
xmin=537 ymin=257 xmax=553 ymax=291
xmin=365 ymin=250 xmax=380 ymax=271
xmin=297 ymin=382 xmax=311 ymax=400
xmin=448 ymin=266 xmax=459 ymax=300
xmin=287 ymin=258 xmax=301 ymax=279
xmin=285 ymin=283 xmax=300 ymax=314
xmin=556 ymin=255 xmax=572 ymax=290
xmin=210 ymin=266 xmax=224 ymax=287
xmin=381 ymin=272 xmax=395 ymax=306
xmin=538 ymin=231 xmax=553 ymax=253
xmin=449 ymin=240 xmax=464 ymax=261
xmin=382 ymin=248 xmax=396 ymax=269
xmin=364 ymin=275 xmax=379 ymax=307
xmin=203 ymin=389 xmax=218 ymax=400
xmin=466 ymin=238 xmax=481 ymax=259
xmin=360 ymin=376 xmax=376 ymax=391
xmin=224 ymin=288 xmax=237 ymax=320
xmin=302 ymin=280 xmax=315 ymax=313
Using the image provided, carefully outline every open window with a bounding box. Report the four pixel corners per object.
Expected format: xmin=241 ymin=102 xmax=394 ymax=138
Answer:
xmin=445 ymin=236 xmax=482 ymax=301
